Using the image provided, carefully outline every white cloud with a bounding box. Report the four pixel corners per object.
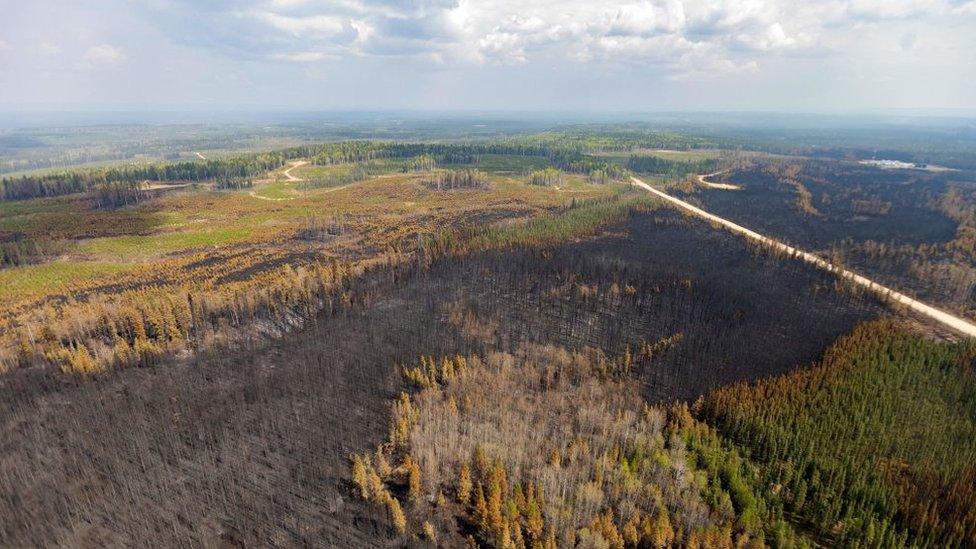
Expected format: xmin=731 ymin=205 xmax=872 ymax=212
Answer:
xmin=734 ymin=22 xmax=810 ymax=52
xmin=426 ymin=0 xmax=822 ymax=72
xmin=0 ymin=39 xmax=10 ymax=52
xmin=145 ymin=0 xmax=975 ymax=78
xmin=253 ymin=12 xmax=349 ymax=36
xmin=80 ymin=44 xmax=126 ymax=67
xmin=953 ymin=0 xmax=976 ymax=15
xmin=39 ymin=42 xmax=60 ymax=55
xmin=846 ymin=0 xmax=942 ymax=20
xmin=270 ymin=50 xmax=333 ymax=62
xmin=2 ymin=0 xmax=975 ymax=110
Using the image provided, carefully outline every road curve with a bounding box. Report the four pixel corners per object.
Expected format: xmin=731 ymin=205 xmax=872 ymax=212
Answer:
xmin=282 ymin=161 xmax=307 ymax=182
xmin=630 ymin=176 xmax=976 ymax=338
xmin=698 ymin=170 xmax=741 ymax=190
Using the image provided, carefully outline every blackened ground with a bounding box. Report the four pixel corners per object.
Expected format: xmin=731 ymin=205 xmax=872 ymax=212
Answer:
xmin=0 ymin=207 xmax=888 ymax=547
xmin=686 ymin=164 xmax=958 ymax=250
xmin=436 ymin=210 xmax=886 ymax=402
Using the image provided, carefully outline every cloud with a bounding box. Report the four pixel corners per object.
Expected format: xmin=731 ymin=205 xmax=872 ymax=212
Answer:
xmin=953 ymin=0 xmax=976 ymax=15
xmin=900 ymin=32 xmax=917 ymax=51
xmin=733 ymin=22 xmax=811 ymax=52
xmin=80 ymin=44 xmax=126 ymax=67
xmin=252 ymin=11 xmax=351 ymax=37
xmin=845 ymin=0 xmax=942 ymax=21
xmin=37 ymin=0 xmax=965 ymax=100
xmin=1 ymin=0 xmax=975 ymax=111
xmin=0 ymin=39 xmax=10 ymax=52
xmin=39 ymin=42 xmax=60 ymax=55
xmin=269 ymin=50 xmax=334 ymax=61
xmin=139 ymin=0 xmax=976 ymax=79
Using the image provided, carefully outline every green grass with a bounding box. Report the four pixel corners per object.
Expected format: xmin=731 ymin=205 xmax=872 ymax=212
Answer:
xmin=0 ymin=196 xmax=78 ymax=219
xmin=293 ymin=164 xmax=353 ymax=180
xmin=253 ymin=181 xmax=298 ymax=200
xmin=293 ymin=162 xmax=393 ymax=189
xmin=457 ymin=154 xmax=551 ymax=174
xmin=0 ymin=261 xmax=128 ymax=301
xmin=0 ymin=154 xmax=622 ymax=306
xmin=553 ymin=174 xmax=597 ymax=190
xmin=76 ymin=225 xmax=256 ymax=258
xmin=420 ymin=189 xmax=656 ymax=259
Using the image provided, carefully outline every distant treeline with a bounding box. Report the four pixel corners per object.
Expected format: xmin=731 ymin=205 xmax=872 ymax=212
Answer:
xmin=627 ymin=154 xmax=718 ymax=177
xmin=1 ymin=138 xmax=639 ymax=202
xmin=0 ymin=146 xmax=317 ymax=201
xmin=311 ymin=142 xmax=551 ymax=166
xmin=313 ymin=141 xmax=627 ymax=180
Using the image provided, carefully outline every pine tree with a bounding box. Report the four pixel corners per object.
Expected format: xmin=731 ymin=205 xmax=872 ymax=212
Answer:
xmin=407 ymin=457 xmax=422 ymax=503
xmin=387 ymin=495 xmax=407 ymax=534
xmin=487 ymin=463 xmax=505 ymax=536
xmin=458 ymin=463 xmax=473 ymax=505
xmin=351 ymin=455 xmax=370 ymax=499
xmin=68 ymin=343 xmax=100 ymax=374
xmin=474 ymin=482 xmax=488 ymax=529
xmin=375 ymin=448 xmax=392 ymax=478
xmin=422 ymin=521 xmax=437 ymax=543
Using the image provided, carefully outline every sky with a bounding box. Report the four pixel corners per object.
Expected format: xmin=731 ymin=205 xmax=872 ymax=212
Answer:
xmin=0 ymin=0 xmax=974 ymax=113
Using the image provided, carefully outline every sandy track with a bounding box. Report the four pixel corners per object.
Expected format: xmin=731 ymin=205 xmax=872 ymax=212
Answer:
xmin=140 ymin=180 xmax=193 ymax=191
xmin=282 ymin=161 xmax=307 ymax=182
xmin=248 ymin=161 xmax=309 ymax=201
xmin=698 ymin=170 xmax=741 ymax=190
xmin=249 ymin=180 xmax=357 ymax=202
xmin=631 ymin=176 xmax=976 ymax=338
xmin=249 ymin=192 xmax=294 ymax=202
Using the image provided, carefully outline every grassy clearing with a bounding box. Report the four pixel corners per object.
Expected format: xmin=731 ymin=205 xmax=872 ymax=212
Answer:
xmin=480 ymin=195 xmax=646 ymax=247
xmin=455 ymin=154 xmax=551 ymax=174
xmin=419 ymin=189 xmax=656 ymax=259
xmin=0 ymin=196 xmax=79 ymax=219
xmin=552 ymin=174 xmax=598 ymax=190
xmin=0 ymin=154 xmax=627 ymax=373
xmin=294 ymin=159 xmax=406 ymax=189
xmin=0 ymin=166 xmax=610 ymax=277
xmin=253 ymin=181 xmax=298 ymax=200
xmin=0 ymin=261 xmax=128 ymax=301
xmin=294 ymin=163 xmax=359 ymax=180
xmin=75 ymin=225 xmax=257 ymax=259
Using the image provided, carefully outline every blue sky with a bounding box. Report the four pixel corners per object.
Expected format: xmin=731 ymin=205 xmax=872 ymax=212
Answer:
xmin=1 ymin=0 xmax=974 ymax=112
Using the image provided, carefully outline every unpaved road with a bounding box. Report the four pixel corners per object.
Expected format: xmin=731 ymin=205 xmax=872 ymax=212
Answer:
xmin=249 ymin=192 xmax=294 ymax=202
xmin=698 ymin=170 xmax=741 ymax=190
xmin=631 ymin=176 xmax=976 ymax=338
xmin=141 ymin=180 xmax=193 ymax=191
xmin=282 ymin=161 xmax=307 ymax=182
xmin=248 ymin=161 xmax=309 ymax=201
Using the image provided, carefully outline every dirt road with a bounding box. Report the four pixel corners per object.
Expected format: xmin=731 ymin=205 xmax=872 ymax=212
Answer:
xmin=631 ymin=176 xmax=976 ymax=338
xmin=141 ymin=180 xmax=193 ymax=191
xmin=282 ymin=161 xmax=307 ymax=182
xmin=247 ymin=161 xmax=309 ymax=201
xmin=698 ymin=170 xmax=741 ymax=190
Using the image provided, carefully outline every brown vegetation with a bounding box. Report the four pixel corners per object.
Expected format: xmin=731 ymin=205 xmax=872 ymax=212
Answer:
xmin=0 ymin=201 xmax=889 ymax=546
xmin=354 ymin=345 xmax=763 ymax=546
